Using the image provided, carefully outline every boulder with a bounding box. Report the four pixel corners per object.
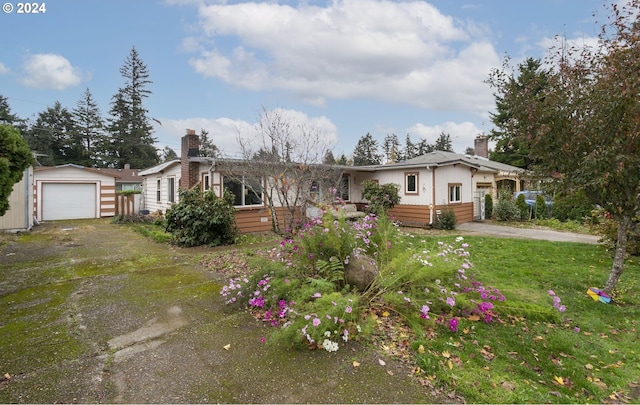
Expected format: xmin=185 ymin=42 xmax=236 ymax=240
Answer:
xmin=344 ymin=254 xmax=378 ymax=291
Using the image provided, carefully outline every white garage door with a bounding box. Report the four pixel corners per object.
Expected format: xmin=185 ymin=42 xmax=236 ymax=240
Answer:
xmin=42 ymin=183 xmax=97 ymax=220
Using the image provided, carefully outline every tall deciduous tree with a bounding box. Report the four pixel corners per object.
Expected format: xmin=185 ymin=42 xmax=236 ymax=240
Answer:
xmin=0 ymin=124 xmax=34 ymax=216
xmin=487 ymin=58 xmax=549 ymax=169
xmin=232 ymin=108 xmax=343 ymax=233
xmin=352 ymin=133 xmax=382 ymax=166
xmin=106 ymin=47 xmax=158 ymax=169
xmin=487 ymin=0 xmax=640 ymax=293
xmin=72 ymin=88 xmax=105 ymax=167
xmin=24 ymin=102 xmax=79 ymax=166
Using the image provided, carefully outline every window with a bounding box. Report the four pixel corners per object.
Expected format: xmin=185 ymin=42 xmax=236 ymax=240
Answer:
xmin=449 ymin=183 xmax=462 ymax=203
xmin=405 ymin=172 xmax=419 ymax=195
xmin=156 ymin=179 xmax=161 ymax=202
xmin=168 ymin=177 xmax=175 ymax=203
xmin=338 ymin=175 xmax=350 ymax=201
xmin=202 ymin=174 xmax=210 ymax=191
xmin=223 ymin=175 xmax=263 ymax=206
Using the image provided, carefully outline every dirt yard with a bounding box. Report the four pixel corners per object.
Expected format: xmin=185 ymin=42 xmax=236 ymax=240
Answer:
xmin=0 ymin=219 xmax=445 ymax=404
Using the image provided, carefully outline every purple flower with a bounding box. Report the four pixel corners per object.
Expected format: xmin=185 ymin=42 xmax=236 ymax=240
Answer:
xmin=312 ymin=318 xmax=321 ymax=327
xmin=446 ymin=297 xmax=456 ymax=307
xmin=448 ymin=318 xmax=459 ymax=332
xmin=548 ymin=290 xmax=556 ymax=296
xmin=420 ymin=305 xmax=430 ymax=319
xmin=574 ymin=326 xmax=580 ymax=333
xmin=312 ymin=292 xmax=322 ymax=298
xmin=345 ymin=306 xmax=353 ymax=314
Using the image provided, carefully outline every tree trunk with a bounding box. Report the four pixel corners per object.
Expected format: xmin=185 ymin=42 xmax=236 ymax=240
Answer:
xmin=604 ymin=215 xmax=631 ymax=294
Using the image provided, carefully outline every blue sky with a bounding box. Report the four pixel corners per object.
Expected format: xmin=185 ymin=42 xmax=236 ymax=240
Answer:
xmin=0 ymin=0 xmax=612 ymax=162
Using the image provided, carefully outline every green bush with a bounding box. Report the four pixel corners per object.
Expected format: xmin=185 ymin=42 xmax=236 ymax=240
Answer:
xmin=435 ymin=208 xmax=457 ymax=230
xmin=534 ymin=195 xmax=548 ymax=219
xmin=515 ymin=193 xmax=530 ymax=220
xmin=484 ymin=194 xmax=493 ymax=219
xmin=551 ymin=190 xmax=593 ymax=222
xmin=165 ymin=188 xmax=238 ymax=247
xmin=361 ymin=180 xmax=400 ymax=215
xmin=494 ymin=189 xmax=519 ymax=221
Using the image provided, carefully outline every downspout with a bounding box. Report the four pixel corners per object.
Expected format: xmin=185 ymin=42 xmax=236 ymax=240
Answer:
xmin=23 ymin=168 xmax=31 ymax=230
xmin=430 ymin=166 xmax=436 ymax=226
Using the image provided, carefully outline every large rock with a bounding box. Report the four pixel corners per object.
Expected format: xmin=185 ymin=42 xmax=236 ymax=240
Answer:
xmin=344 ymin=254 xmax=378 ymax=291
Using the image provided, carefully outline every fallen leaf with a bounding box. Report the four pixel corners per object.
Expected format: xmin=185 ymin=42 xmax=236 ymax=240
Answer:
xmin=378 ymin=359 xmax=386 ymax=366
xmin=501 ymin=381 xmax=516 ymax=391
xmin=3 ymin=373 xmax=10 ymax=380
xmin=223 ymin=344 xmax=231 ymax=350
xmin=534 ymin=336 xmax=544 ymax=341
xmin=553 ymin=376 xmax=565 ymax=386
xmin=418 ymin=345 xmax=425 ymax=354
xmin=549 ymin=391 xmax=562 ymax=398
xmin=448 ymin=360 xmax=453 ymax=370
xmin=352 ymin=361 xmax=360 ymax=367
xmin=442 ymin=350 xmax=451 ymax=358
xmin=468 ymin=314 xmax=480 ymax=321
xmin=387 ymin=370 xmax=394 ymax=376
xmin=585 ymin=363 xmax=594 ymax=370
xmin=382 ymin=311 xmax=390 ymax=317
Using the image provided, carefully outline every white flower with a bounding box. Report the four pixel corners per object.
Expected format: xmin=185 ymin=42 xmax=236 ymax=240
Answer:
xmin=322 ymin=339 xmax=339 ymax=352
xmin=324 ymin=331 xmax=331 ymax=337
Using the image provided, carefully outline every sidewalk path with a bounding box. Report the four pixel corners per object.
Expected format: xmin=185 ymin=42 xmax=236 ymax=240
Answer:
xmin=456 ymin=222 xmax=601 ymax=244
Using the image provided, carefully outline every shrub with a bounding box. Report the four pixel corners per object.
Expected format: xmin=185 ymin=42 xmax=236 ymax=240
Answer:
xmin=361 ymin=181 xmax=401 ymax=215
xmin=484 ymin=194 xmax=493 ymax=219
xmin=435 ymin=208 xmax=457 ymax=230
xmin=515 ymin=193 xmax=530 ymax=220
xmin=534 ymin=195 xmax=548 ymax=219
xmin=589 ymin=208 xmax=640 ymax=255
xmin=165 ymin=188 xmax=238 ymax=247
xmin=494 ymin=189 xmax=519 ymax=221
xmin=551 ymin=190 xmax=593 ymax=222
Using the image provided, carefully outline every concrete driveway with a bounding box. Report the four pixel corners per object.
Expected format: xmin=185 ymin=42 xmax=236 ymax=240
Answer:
xmin=456 ymin=221 xmax=601 ymax=244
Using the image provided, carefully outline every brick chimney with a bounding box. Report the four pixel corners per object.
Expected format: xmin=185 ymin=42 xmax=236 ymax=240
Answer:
xmin=180 ymin=129 xmax=200 ymax=189
xmin=474 ymin=135 xmax=489 ymax=158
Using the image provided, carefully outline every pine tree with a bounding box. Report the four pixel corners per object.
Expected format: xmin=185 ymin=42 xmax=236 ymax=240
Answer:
xmin=0 ymin=124 xmax=34 ymax=216
xmin=404 ymin=134 xmax=417 ymax=160
xmin=24 ymin=102 xmax=79 ymax=166
xmin=323 ymin=150 xmax=336 ymax=164
xmin=416 ymin=138 xmax=435 ymax=155
xmin=106 ymin=47 xmax=159 ymax=169
xmin=199 ymin=128 xmax=219 ymax=157
xmin=0 ymin=95 xmax=21 ymax=125
xmin=72 ymin=88 xmax=105 ymax=167
xmin=434 ymin=131 xmax=454 ymax=152
xmin=161 ymin=146 xmax=178 ymax=162
xmin=352 ymin=133 xmax=382 ymax=166
xmin=382 ymin=133 xmax=401 ymax=164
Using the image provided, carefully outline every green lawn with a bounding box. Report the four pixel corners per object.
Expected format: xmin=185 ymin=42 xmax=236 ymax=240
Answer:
xmin=408 ymin=235 xmax=640 ymax=403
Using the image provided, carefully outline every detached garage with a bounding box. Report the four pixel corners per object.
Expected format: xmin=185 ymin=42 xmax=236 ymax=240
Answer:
xmin=34 ymin=164 xmax=118 ymax=221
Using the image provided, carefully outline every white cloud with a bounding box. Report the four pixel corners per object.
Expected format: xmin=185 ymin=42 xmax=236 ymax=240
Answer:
xmin=20 ymin=53 xmax=83 ymax=90
xmin=186 ymin=0 xmax=499 ymax=114
xmin=0 ymin=62 xmax=9 ymax=75
xmin=407 ymin=120 xmax=485 ymax=153
xmin=156 ymin=108 xmax=337 ymax=158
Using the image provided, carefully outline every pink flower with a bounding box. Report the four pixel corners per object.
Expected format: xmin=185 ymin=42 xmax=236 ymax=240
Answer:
xmin=345 ymin=306 xmax=353 ymax=314
xmin=448 ymin=318 xmax=459 ymax=332
xmin=259 ymin=337 xmax=266 ymax=343
xmin=312 ymin=293 xmax=322 ymax=298
xmin=548 ymin=290 xmax=556 ymax=296
xmin=312 ymin=318 xmax=321 ymax=327
xmin=446 ymin=297 xmax=456 ymax=307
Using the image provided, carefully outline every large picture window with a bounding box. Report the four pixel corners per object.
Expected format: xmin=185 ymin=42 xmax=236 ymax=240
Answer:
xmin=223 ymin=175 xmax=263 ymax=206
xmin=449 ymin=183 xmax=462 ymax=203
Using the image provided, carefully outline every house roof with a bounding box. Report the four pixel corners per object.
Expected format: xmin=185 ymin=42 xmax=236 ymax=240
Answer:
xmin=34 ymin=164 xmax=120 ymax=178
xmin=138 ymin=159 xmax=181 ymax=176
xmin=96 ymin=167 xmax=143 ymax=183
xmin=346 ymin=150 xmax=483 ymax=172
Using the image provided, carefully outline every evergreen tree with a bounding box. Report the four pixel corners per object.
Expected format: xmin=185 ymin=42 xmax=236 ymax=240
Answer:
xmin=382 ymin=133 xmax=401 ymax=164
xmin=24 ymin=102 xmax=79 ymax=166
xmin=0 ymin=95 xmax=21 ymax=125
xmin=323 ymin=149 xmax=336 ymax=165
xmin=404 ymin=134 xmax=417 ymax=160
xmin=72 ymin=88 xmax=105 ymax=167
xmin=335 ymin=153 xmax=350 ymax=166
xmin=0 ymin=124 xmax=35 ymax=216
xmin=106 ymin=47 xmax=159 ymax=169
xmin=487 ymin=58 xmax=549 ymax=169
xmin=352 ymin=133 xmax=382 ymax=166
xmin=434 ymin=131 xmax=454 ymax=152
xmin=199 ymin=128 xmax=219 ymax=157
xmin=416 ymin=138 xmax=435 ymax=155
xmin=161 ymin=146 xmax=178 ymax=162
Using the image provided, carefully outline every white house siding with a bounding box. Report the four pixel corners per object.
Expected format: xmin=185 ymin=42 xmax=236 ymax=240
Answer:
xmin=140 ymin=163 xmax=182 ymax=214
xmin=33 ymin=165 xmax=116 ymax=221
xmin=433 ymin=165 xmax=474 ymax=206
xmin=0 ymin=167 xmax=34 ymax=232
